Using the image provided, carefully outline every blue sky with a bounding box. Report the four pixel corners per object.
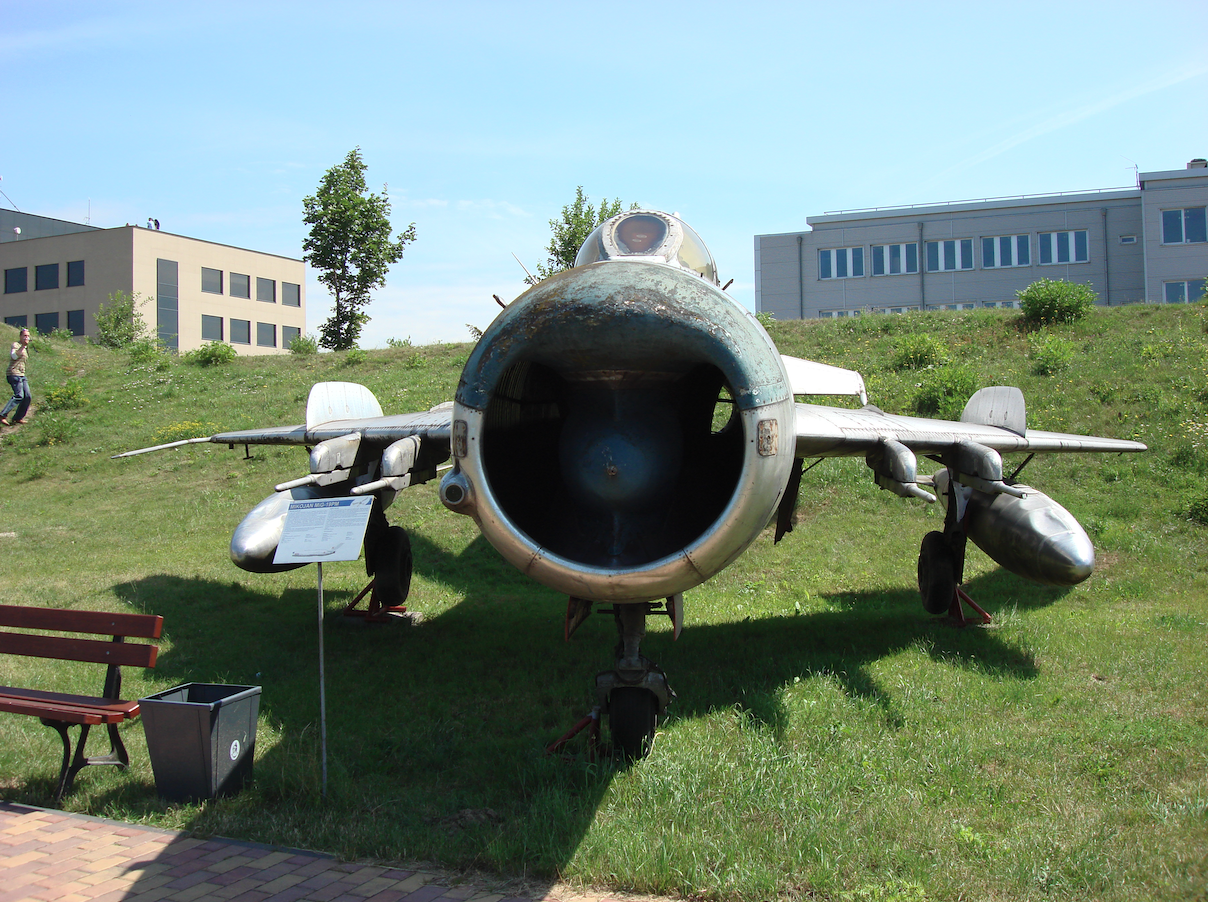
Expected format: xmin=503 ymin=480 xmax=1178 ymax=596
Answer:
xmin=4 ymin=1 xmax=1206 ymax=346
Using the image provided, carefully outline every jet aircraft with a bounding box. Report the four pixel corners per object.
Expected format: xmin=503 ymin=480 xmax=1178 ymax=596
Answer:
xmin=118 ymin=210 xmax=1146 ymax=759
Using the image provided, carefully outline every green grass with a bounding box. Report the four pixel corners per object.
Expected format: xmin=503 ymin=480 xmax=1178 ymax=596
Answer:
xmin=1 ymin=306 xmax=1206 ymax=901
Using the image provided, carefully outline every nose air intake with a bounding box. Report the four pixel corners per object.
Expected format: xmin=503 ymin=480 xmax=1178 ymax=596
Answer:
xmin=441 ymin=260 xmax=795 ymax=601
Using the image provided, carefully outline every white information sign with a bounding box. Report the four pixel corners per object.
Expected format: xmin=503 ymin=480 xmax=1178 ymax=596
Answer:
xmin=273 ymin=497 xmax=373 ymax=564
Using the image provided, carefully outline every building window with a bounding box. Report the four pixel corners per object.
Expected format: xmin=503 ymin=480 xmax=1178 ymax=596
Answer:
xmin=1163 ymin=279 xmax=1207 ymax=303
xmin=1039 ymin=230 xmax=1089 ymax=264
xmin=256 ymin=277 xmax=276 ymax=303
xmin=201 ymin=314 xmax=224 ymax=341
xmin=1119 ymin=235 xmax=1137 ymax=244
xmin=231 ymin=318 xmax=251 ymax=344
xmin=282 ymin=325 xmax=301 ymax=347
xmin=35 ymin=312 xmax=59 ymax=334
xmin=1161 ymin=207 xmax=1207 ymax=245
xmin=925 ymin=239 xmax=974 ymax=272
xmin=256 ymin=322 xmax=276 ymax=347
xmin=981 ymin=235 xmax=1030 ymax=268
xmin=230 ymin=273 xmax=251 ymax=299
xmin=35 ymin=263 xmax=59 ymax=290
xmin=819 ymin=246 xmax=864 ymax=279
xmin=66 ymin=260 xmax=85 ymax=287
xmin=67 ymin=310 xmax=84 ymax=336
xmin=157 ymin=258 xmax=179 ymax=351
xmin=4 ymin=315 xmax=27 ymax=328
xmin=282 ymin=282 xmax=301 ymax=307
xmin=202 ymin=267 xmax=224 ymax=294
xmin=871 ymin=243 xmax=918 ymax=276
xmin=939 ymin=303 xmax=977 ymax=311
xmin=4 ymin=267 xmax=26 ymax=294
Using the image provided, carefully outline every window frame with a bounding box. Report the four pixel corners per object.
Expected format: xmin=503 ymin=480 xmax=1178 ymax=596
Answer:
xmin=35 ymin=263 xmax=59 ymax=291
xmin=1161 ymin=207 xmax=1207 ymax=245
xmin=66 ymin=260 xmax=85 ymax=287
xmin=230 ymin=273 xmax=251 ymax=299
xmin=4 ymin=267 xmax=27 ymax=294
xmin=201 ymin=267 xmax=224 ymax=295
xmin=981 ymin=234 xmax=1030 ymax=268
xmin=282 ymin=281 xmax=301 ymax=307
xmin=230 ymin=318 xmax=251 ymax=345
xmin=1038 ymin=230 xmax=1089 ymax=265
xmin=924 ymin=239 xmax=974 ymax=273
xmin=871 ymin=242 xmax=919 ymax=276
xmin=256 ymin=322 xmax=277 ymax=347
xmin=818 ymin=246 xmax=865 ymax=280
xmin=201 ymin=314 xmax=224 ymax=342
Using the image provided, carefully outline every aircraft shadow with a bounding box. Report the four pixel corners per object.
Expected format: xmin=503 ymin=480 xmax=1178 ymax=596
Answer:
xmin=65 ymin=525 xmax=1068 ymax=881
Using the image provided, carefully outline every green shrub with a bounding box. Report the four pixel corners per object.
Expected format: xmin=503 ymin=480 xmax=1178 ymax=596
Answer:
xmin=891 ymin=333 xmax=949 ymax=370
xmin=92 ymin=290 xmax=150 ymax=349
xmin=35 ymin=414 xmax=80 ymax=447
xmin=912 ymin=365 xmax=978 ymax=419
xmin=48 ymin=327 xmax=76 ymax=342
xmin=1017 ymin=278 xmax=1097 ymax=325
xmin=289 ymin=333 xmax=319 ymax=355
xmin=184 ymin=341 xmax=237 ymax=366
xmin=755 ymin=311 xmax=776 ymax=328
xmin=343 ymin=348 xmax=368 ymax=366
xmin=127 ymin=337 xmax=167 ymax=365
xmin=1188 ymin=490 xmax=1208 ymax=526
xmin=1028 ymin=333 xmax=1075 ymax=375
xmin=386 ymin=336 xmax=412 ymax=349
xmin=41 ymin=378 xmax=87 ymax=411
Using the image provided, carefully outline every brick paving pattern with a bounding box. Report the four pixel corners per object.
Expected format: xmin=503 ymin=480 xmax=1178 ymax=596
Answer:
xmin=0 ymin=802 xmax=668 ymax=902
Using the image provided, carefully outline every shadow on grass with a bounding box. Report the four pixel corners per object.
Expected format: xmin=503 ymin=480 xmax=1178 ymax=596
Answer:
xmin=60 ymin=531 xmax=1065 ymax=881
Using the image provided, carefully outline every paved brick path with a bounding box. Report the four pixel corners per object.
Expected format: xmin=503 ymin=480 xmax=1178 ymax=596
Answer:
xmin=0 ymin=802 xmax=665 ymax=902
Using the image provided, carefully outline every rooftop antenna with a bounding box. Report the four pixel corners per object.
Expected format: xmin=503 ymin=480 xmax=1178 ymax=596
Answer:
xmin=1121 ymin=155 xmax=1139 ymax=185
xmin=0 ymin=176 xmax=19 ymax=212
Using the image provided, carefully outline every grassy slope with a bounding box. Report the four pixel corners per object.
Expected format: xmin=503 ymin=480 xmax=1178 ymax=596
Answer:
xmin=0 ymin=306 xmax=1204 ymax=902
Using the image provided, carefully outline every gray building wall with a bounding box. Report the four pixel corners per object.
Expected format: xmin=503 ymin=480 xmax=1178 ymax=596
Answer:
xmin=756 ymin=161 xmax=1207 ymax=319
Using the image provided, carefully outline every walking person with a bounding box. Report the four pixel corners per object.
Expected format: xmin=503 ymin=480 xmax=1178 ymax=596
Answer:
xmin=1 ymin=328 xmax=32 ymax=426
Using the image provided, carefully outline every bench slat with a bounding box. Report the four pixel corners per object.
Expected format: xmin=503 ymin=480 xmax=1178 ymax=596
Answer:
xmin=0 ymin=631 xmax=158 ymax=668
xmin=0 ymin=687 xmax=138 ymax=724
xmin=0 ymin=605 xmax=162 ymax=639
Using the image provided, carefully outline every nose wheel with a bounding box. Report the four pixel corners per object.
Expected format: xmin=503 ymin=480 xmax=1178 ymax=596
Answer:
xmin=607 ymin=686 xmax=659 ymax=761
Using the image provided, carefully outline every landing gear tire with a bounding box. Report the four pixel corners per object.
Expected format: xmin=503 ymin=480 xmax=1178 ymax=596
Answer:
xmin=374 ymin=525 xmax=413 ymax=608
xmin=609 ymin=687 xmax=658 ymax=762
xmin=918 ymin=530 xmax=956 ymax=615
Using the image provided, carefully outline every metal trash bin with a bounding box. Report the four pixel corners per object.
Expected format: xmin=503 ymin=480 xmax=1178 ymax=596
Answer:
xmin=139 ymin=683 xmax=261 ymax=802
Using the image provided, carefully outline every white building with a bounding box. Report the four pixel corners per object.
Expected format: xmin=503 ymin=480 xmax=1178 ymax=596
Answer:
xmin=755 ymin=160 xmax=1208 ymax=319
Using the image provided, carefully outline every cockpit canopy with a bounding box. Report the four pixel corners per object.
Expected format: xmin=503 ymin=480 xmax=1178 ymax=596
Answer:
xmin=575 ymin=210 xmax=719 ymax=284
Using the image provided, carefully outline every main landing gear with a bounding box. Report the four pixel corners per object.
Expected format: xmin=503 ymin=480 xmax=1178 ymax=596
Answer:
xmin=346 ymin=508 xmax=413 ymax=622
xmin=916 ymin=472 xmax=991 ymax=626
xmin=548 ymin=596 xmax=679 ymax=762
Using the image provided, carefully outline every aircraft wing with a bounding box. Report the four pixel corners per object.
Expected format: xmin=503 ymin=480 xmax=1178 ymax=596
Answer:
xmin=793 ymin=401 xmax=1146 ymax=458
xmin=210 ymin=409 xmax=454 ymax=448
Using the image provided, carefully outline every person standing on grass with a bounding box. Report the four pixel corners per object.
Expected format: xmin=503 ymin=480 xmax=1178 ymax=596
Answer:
xmin=1 ymin=328 xmax=32 ymax=426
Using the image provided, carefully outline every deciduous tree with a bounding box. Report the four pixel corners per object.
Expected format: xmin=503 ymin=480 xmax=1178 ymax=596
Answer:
xmin=303 ymin=148 xmax=416 ymax=350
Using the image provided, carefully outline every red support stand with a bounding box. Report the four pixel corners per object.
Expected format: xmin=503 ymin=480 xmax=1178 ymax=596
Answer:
xmin=948 ymin=586 xmax=992 ymax=626
xmin=546 ymin=707 xmax=601 ymax=761
xmin=342 ymin=579 xmax=408 ymax=623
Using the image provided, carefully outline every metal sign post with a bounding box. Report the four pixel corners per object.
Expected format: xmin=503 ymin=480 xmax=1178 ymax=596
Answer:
xmin=273 ymin=497 xmax=374 ymax=798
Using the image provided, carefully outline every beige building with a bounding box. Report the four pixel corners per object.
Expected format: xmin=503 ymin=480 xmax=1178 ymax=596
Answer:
xmin=1 ymin=211 xmax=305 ymax=355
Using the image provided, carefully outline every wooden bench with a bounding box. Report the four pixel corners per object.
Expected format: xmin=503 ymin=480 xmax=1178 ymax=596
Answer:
xmin=0 ymin=604 xmax=163 ymax=801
